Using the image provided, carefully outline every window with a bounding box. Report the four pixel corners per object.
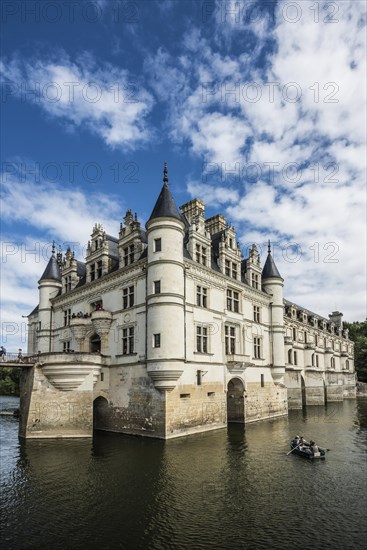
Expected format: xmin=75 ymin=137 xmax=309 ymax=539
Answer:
xmin=316 ymin=355 xmax=319 ymax=368
xmin=225 ymin=260 xmax=238 ymax=279
xmin=251 ymin=273 xmax=259 ymax=289
xmin=197 ymin=370 xmax=202 ymax=385
xmin=293 ymin=327 xmax=297 ymax=341
xmin=196 ymin=325 xmax=208 ymax=353
xmin=100 ymin=372 xmax=104 ymax=382
xmin=226 ymin=289 xmax=239 ymax=312
xmin=122 ymin=327 xmax=134 ymax=354
xmin=154 ymin=280 xmax=161 ymax=294
xmin=253 ymin=305 xmax=260 ymax=323
xmin=123 ymin=244 xmax=135 ymax=266
xmin=315 ymin=334 xmax=318 ymax=346
xmin=311 ymin=353 xmax=315 ymax=366
xmin=123 ymin=286 xmax=134 ymax=309
xmin=153 ymin=334 xmax=161 ymax=348
xmin=225 ymin=325 xmax=236 ymax=355
xmin=304 ymin=331 xmax=307 ymax=343
xmin=254 ymin=337 xmax=261 ymax=359
xmin=229 ymin=238 xmax=233 ymax=249
xmin=225 ymin=259 xmax=230 ymax=276
xmin=331 ymin=357 xmax=335 ymax=369
xmin=195 ymin=244 xmax=207 ymax=266
xmin=346 ymin=360 xmax=349 ymax=370
xmin=294 ymin=351 xmax=298 ymax=365
xmin=64 ymin=275 xmax=72 ymax=292
xmin=97 ymin=260 xmax=103 ymax=279
xmin=63 ymin=309 xmax=71 ymax=326
xmin=196 ymin=286 xmax=207 ymax=308
xmin=288 ymin=349 xmax=293 ymax=364
xmin=90 ymin=264 xmax=96 ymax=281
xmin=63 ymin=341 xmax=71 ymax=352
xmin=154 ymin=238 xmax=162 ymax=252
xmin=261 ymin=374 xmax=264 ymax=388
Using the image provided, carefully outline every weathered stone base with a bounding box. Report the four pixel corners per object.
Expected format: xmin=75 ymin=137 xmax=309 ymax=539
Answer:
xmin=245 ymin=382 xmax=288 ymax=422
xmin=166 ymin=382 xmax=226 ymax=438
xmin=343 ymin=384 xmax=357 ymax=399
xmin=19 ymin=364 xmax=94 ymax=439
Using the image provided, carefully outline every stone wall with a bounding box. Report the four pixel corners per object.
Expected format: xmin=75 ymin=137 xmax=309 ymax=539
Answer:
xmin=94 ymin=365 xmax=166 ymax=438
xmin=20 ymin=363 xmax=94 ymax=438
xmin=245 ymin=381 xmax=288 ymax=422
xmin=166 ymin=382 xmax=226 ymax=438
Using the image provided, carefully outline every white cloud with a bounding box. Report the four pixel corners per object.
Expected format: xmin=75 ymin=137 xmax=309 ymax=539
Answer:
xmin=1 ymin=53 xmax=154 ymax=149
xmin=147 ymin=0 xmax=366 ymax=320
xmin=0 ymin=172 xmax=125 ymax=349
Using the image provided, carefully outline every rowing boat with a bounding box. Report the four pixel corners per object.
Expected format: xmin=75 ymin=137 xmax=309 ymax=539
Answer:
xmin=290 ymin=440 xmax=326 ymax=460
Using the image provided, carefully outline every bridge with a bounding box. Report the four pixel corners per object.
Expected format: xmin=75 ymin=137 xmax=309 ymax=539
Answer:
xmin=0 ymin=352 xmax=38 ymax=367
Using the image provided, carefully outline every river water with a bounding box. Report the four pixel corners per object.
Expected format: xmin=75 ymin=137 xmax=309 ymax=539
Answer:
xmin=0 ymin=396 xmax=366 ymax=550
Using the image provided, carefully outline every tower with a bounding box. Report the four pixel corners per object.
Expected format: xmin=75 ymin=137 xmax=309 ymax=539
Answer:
xmin=37 ymin=242 xmax=62 ymax=353
xmin=145 ymin=163 xmax=186 ymax=391
xmin=262 ymin=241 xmax=285 ymax=385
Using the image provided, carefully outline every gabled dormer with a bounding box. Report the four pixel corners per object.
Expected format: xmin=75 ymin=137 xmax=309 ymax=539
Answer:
xmin=61 ymin=247 xmax=79 ymax=293
xmin=118 ymin=209 xmax=146 ymax=267
xmin=243 ymin=243 xmax=262 ymax=289
xmin=209 ymin=220 xmax=242 ymax=280
xmin=180 ymin=199 xmax=211 ymax=267
xmin=86 ymin=224 xmax=118 ymax=283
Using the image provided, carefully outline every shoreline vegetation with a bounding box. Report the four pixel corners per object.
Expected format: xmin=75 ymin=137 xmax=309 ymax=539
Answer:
xmin=0 ymin=321 xmax=365 ymax=396
xmin=0 ymin=367 xmax=21 ymax=396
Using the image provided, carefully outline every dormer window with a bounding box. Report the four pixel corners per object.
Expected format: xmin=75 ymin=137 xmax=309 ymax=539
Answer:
xmin=229 ymin=238 xmax=233 ymax=249
xmin=97 ymin=260 xmax=102 ymax=279
xmin=64 ymin=275 xmax=72 ymax=292
xmin=123 ymin=244 xmax=135 ymax=266
xmin=90 ymin=264 xmax=96 ymax=281
xmin=196 ymin=244 xmax=207 ymax=266
xmin=251 ymin=273 xmax=259 ymax=289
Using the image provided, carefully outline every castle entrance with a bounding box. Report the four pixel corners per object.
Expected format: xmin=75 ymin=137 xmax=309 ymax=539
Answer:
xmin=93 ymin=396 xmax=109 ymax=430
xmin=227 ymin=378 xmax=245 ymax=423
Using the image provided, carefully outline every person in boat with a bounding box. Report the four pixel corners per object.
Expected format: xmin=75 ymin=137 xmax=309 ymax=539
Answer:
xmin=309 ymin=440 xmax=319 ymax=453
xmin=293 ymin=435 xmax=301 ymax=447
xmin=299 ymin=436 xmax=309 ymax=448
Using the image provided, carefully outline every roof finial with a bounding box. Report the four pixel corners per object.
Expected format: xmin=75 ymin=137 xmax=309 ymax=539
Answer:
xmin=163 ymin=161 xmax=168 ymax=186
xmin=52 ymin=240 xmax=55 ymax=255
xmin=268 ymin=239 xmax=271 ymax=254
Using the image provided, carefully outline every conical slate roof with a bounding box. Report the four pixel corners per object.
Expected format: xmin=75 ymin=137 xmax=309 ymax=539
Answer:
xmin=39 ymin=252 xmax=61 ymax=282
xmin=147 ymin=163 xmax=182 ymax=223
xmin=262 ymin=242 xmax=282 ymax=279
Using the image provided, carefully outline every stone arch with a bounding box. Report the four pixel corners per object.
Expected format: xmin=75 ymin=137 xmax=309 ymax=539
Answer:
xmin=227 ymin=377 xmax=245 ymax=423
xmin=93 ymin=396 xmax=109 ymax=430
xmin=301 ymin=375 xmax=306 ymax=408
xmin=90 ymin=333 xmax=101 ymax=353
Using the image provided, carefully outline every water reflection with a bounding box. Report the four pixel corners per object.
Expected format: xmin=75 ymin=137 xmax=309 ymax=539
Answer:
xmin=1 ymin=399 xmax=366 ymax=550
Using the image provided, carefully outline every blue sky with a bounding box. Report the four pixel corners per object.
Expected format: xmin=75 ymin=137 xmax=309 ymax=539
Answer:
xmin=1 ymin=0 xmax=366 ymax=349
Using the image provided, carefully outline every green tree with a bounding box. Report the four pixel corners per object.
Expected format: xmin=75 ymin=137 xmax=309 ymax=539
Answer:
xmin=344 ymin=321 xmax=367 ymax=382
xmin=0 ymin=367 xmax=21 ymax=396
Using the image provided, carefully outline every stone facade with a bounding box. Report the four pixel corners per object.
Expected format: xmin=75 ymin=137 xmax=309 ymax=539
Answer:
xmin=22 ymin=166 xmax=356 ymax=439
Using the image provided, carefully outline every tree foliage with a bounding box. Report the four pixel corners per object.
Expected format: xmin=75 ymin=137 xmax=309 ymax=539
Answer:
xmin=344 ymin=321 xmax=367 ymax=383
xmin=0 ymin=367 xmax=21 ymax=396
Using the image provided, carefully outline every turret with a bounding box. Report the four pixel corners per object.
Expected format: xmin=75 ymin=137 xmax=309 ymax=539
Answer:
xmin=145 ymin=163 xmax=186 ymax=391
xmin=37 ymin=242 xmax=62 ymax=353
xmin=262 ymin=241 xmax=285 ymax=385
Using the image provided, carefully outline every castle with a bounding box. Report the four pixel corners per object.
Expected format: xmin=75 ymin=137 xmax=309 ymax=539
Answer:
xmin=21 ymin=164 xmax=356 ymax=439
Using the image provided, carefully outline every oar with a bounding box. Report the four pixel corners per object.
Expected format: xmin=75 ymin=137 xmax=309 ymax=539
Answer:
xmin=286 ymin=442 xmax=302 ymax=456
